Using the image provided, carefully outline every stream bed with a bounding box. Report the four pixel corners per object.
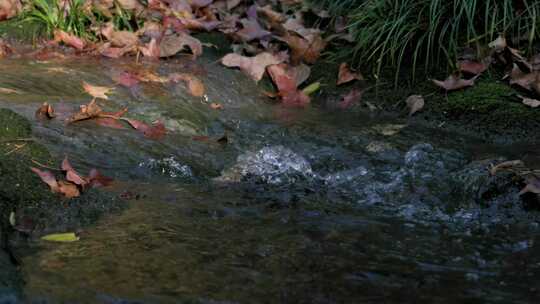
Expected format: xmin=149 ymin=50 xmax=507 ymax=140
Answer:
xmin=1 ymin=54 xmax=540 ymax=303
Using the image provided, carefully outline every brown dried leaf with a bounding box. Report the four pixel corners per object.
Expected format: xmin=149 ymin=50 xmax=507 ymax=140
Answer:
xmin=159 ymin=33 xmax=202 ymax=58
xmin=35 ymin=102 xmax=56 ymax=119
xmin=431 ymin=74 xmax=479 ymax=91
xmin=54 ymin=30 xmax=85 ymax=50
xmin=267 ymin=64 xmax=310 ymax=107
xmin=406 ymin=95 xmax=424 ymax=116
xmin=168 ymin=73 xmax=205 ymax=97
xmin=67 ymin=99 xmax=103 ymax=123
xmin=337 ymin=63 xmax=363 ymax=85
xmin=30 ymin=167 xmax=59 ymax=192
xmin=221 ymin=52 xmax=284 ymax=82
xmin=82 ymin=81 xmax=113 ymax=100
xmin=518 ymin=95 xmax=540 ymax=108
xmin=61 ymin=156 xmax=88 ymax=187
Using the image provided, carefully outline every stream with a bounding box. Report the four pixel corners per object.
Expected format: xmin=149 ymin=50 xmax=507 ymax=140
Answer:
xmin=1 ymin=53 xmax=540 ymax=303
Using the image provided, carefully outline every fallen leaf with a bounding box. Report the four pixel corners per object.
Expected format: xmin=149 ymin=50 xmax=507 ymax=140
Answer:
xmin=519 ymin=175 xmax=540 ymax=195
xmin=509 ymin=64 xmax=538 ymax=91
xmin=113 ymin=71 xmax=140 ymax=88
xmin=431 ymin=74 xmax=479 ymax=91
xmin=302 ymin=82 xmax=320 ymax=96
xmin=30 ymin=167 xmax=59 ymax=192
xmin=267 ymin=64 xmax=310 ymax=107
xmin=41 ymin=232 xmax=80 ymax=242
xmin=235 ymin=18 xmax=271 ymax=42
xmin=139 ymin=38 xmax=160 ymax=58
xmin=159 ymin=33 xmax=202 ymax=58
xmin=57 ymin=180 xmax=81 ymax=198
xmin=0 ymin=0 xmax=22 ymax=21
xmin=406 ymin=95 xmax=424 ymax=116
xmin=54 ymin=30 xmax=85 ymax=50
xmin=488 ymin=160 xmax=525 ymax=176
xmin=88 ymin=168 xmax=113 ymax=187
xmin=221 ymin=52 xmax=284 ymax=82
xmin=35 ymin=102 xmax=56 ymax=119
xmin=123 ymin=118 xmax=167 ymax=139
xmin=61 ymin=156 xmax=88 ymax=187
xmin=168 ymin=73 xmax=205 ymax=96
xmin=82 ymin=81 xmax=114 ymax=100
xmin=488 ymin=35 xmax=507 ymax=51
xmin=0 ymin=87 xmax=18 ymax=94
xmin=66 ymin=99 xmax=103 ymax=123
xmin=337 ymin=63 xmax=363 ymax=85
xmin=338 ymin=88 xmax=363 ymax=109
xmin=210 ymin=103 xmax=223 ymax=109
xmin=519 ymin=95 xmax=540 ymax=108
xmin=458 ymin=58 xmax=490 ymax=75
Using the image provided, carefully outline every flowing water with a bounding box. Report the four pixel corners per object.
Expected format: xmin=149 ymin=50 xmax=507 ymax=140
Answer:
xmin=1 ymin=54 xmax=540 ymax=303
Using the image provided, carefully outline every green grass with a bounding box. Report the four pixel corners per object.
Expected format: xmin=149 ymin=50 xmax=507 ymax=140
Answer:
xmin=23 ymin=0 xmax=92 ymax=38
xmin=313 ymin=0 xmax=540 ymax=82
xmin=17 ymin=0 xmax=142 ymax=41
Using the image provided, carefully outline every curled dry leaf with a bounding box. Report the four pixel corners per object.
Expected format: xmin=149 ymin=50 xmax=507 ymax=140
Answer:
xmin=518 ymin=95 xmax=540 ymax=108
xmin=337 ymin=63 xmax=363 ymax=85
xmin=235 ymin=18 xmax=271 ymax=42
xmin=0 ymin=0 xmax=21 ymax=21
xmin=431 ymin=74 xmax=479 ymax=91
xmin=406 ymin=95 xmax=424 ymax=116
xmin=210 ymin=103 xmax=223 ymax=110
xmin=82 ymin=81 xmax=114 ymax=99
xmin=488 ymin=35 xmax=507 ymax=52
xmin=519 ymin=175 xmax=540 ymax=196
xmin=35 ymin=102 xmax=56 ymax=119
xmin=279 ymin=32 xmax=325 ymax=64
xmin=221 ymin=52 xmax=284 ymax=82
xmin=458 ymin=58 xmax=490 ymax=75
xmin=509 ymin=64 xmax=539 ymax=91
xmin=89 ymin=168 xmax=113 ymax=187
xmin=267 ymin=64 xmax=310 ymax=107
xmin=139 ymin=38 xmax=160 ymax=58
xmin=488 ymin=160 xmax=525 ymax=176
xmin=30 ymin=167 xmax=59 ymax=192
xmin=159 ymin=33 xmax=202 ymax=58
xmin=168 ymin=73 xmax=205 ymax=97
xmin=62 ymin=156 xmax=88 ymax=187
xmin=123 ymin=118 xmax=167 ymax=140
xmin=54 ymin=30 xmax=85 ymax=50
xmin=67 ymin=99 xmax=103 ymax=123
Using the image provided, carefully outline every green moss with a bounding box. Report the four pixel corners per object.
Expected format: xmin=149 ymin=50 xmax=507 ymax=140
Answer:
xmin=436 ymin=81 xmax=540 ymax=129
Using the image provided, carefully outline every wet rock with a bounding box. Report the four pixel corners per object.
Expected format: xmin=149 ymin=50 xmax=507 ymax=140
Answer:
xmin=0 ymin=109 xmax=124 ymax=296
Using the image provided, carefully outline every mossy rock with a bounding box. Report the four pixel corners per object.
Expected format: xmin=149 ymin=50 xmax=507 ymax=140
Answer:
xmin=433 ymin=81 xmax=540 ymax=135
xmin=0 ymin=108 xmax=124 ymax=237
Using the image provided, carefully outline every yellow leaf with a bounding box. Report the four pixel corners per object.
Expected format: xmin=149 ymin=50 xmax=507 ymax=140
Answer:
xmin=41 ymin=232 xmax=80 ymax=242
xmin=82 ymin=81 xmax=114 ymax=100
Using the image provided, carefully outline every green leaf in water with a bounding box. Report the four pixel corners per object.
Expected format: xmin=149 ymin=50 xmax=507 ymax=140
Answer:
xmin=302 ymin=82 xmax=320 ymax=96
xmin=41 ymin=232 xmax=80 ymax=242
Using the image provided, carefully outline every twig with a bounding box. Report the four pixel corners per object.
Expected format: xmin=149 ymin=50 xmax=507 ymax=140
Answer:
xmin=0 ymin=138 xmax=34 ymax=143
xmin=31 ymin=159 xmax=62 ymax=171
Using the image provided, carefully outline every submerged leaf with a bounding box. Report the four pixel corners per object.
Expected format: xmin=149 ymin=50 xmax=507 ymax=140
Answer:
xmin=406 ymin=95 xmax=424 ymax=116
xmin=83 ymin=81 xmax=114 ymax=100
xmin=41 ymin=232 xmax=80 ymax=242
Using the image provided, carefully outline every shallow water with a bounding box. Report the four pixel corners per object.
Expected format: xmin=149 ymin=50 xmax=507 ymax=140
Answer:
xmin=1 ymin=54 xmax=540 ymax=303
